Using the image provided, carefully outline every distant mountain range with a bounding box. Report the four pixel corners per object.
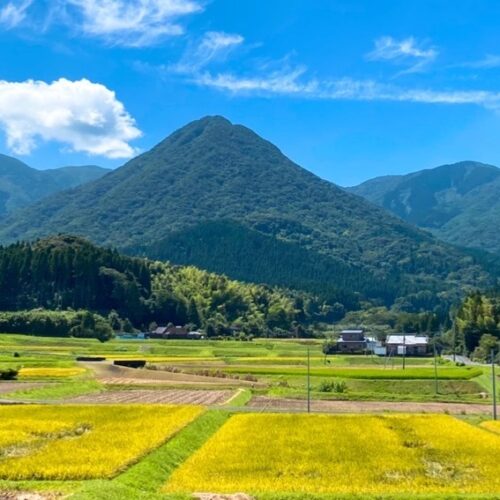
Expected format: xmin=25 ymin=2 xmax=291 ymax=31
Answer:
xmin=348 ymin=161 xmax=500 ymax=255
xmin=0 ymin=154 xmax=110 ymax=216
xmin=0 ymin=117 xmax=495 ymax=312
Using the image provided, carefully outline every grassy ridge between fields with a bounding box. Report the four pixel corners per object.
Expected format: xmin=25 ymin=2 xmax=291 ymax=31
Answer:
xmin=223 ymin=366 xmax=483 ymax=380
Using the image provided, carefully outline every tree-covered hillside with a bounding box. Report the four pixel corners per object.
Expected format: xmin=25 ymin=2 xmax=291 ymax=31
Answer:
xmin=0 ymin=117 xmax=495 ymax=311
xmin=0 ymin=154 xmax=110 ymax=216
xmin=349 ymin=161 xmax=500 ymax=255
xmin=0 ymin=235 xmax=336 ymax=337
xmin=453 ymin=290 xmax=500 ymax=356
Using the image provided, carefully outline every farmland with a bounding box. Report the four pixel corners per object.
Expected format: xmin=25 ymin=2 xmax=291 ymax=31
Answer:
xmin=0 ymin=405 xmax=202 ymax=480
xmin=165 ymin=414 xmax=500 ymax=496
xmin=0 ymin=333 xmax=498 ymax=499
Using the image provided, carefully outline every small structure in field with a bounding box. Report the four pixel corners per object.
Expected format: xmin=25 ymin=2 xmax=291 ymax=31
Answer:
xmin=336 ymin=329 xmax=367 ymax=354
xmin=386 ymin=335 xmax=429 ymax=356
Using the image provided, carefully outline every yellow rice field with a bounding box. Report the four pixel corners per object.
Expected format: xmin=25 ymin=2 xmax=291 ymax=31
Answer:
xmin=481 ymin=420 xmax=500 ymax=434
xmin=19 ymin=367 xmax=87 ymax=378
xmin=0 ymin=404 xmax=202 ymax=479
xmin=165 ymin=413 xmax=500 ymax=496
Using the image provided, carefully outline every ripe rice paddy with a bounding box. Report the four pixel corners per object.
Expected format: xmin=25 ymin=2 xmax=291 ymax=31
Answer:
xmin=480 ymin=420 xmax=500 ymax=434
xmin=164 ymin=413 xmax=500 ymax=496
xmin=0 ymin=404 xmax=202 ymax=480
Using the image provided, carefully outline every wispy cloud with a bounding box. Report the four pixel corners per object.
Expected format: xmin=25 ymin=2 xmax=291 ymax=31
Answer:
xmin=172 ymin=31 xmax=244 ymax=73
xmin=454 ymin=54 xmax=500 ymax=69
xmin=0 ymin=0 xmax=203 ymax=47
xmin=64 ymin=0 xmax=203 ymax=46
xmin=194 ymin=67 xmax=500 ymax=110
xmin=0 ymin=78 xmax=141 ymax=158
xmin=0 ymin=0 xmax=33 ymax=29
xmin=367 ymin=36 xmax=438 ymax=74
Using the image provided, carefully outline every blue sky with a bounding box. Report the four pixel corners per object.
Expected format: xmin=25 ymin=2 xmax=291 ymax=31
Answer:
xmin=1 ymin=0 xmax=500 ymax=185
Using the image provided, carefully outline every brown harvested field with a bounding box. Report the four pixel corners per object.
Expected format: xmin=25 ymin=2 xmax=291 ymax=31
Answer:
xmin=67 ymin=389 xmax=234 ymax=405
xmin=0 ymin=382 xmax=49 ymax=395
xmin=248 ymin=396 xmax=498 ymax=415
xmin=82 ymin=362 xmax=261 ymax=387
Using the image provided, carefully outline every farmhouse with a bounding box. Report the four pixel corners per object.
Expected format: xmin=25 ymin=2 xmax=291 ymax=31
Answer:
xmin=386 ymin=335 xmax=429 ymax=356
xmin=336 ymin=329 xmax=367 ymax=354
xmin=150 ymin=325 xmax=204 ymax=340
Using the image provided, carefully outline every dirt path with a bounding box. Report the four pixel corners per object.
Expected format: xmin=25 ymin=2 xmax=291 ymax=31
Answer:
xmin=81 ymin=361 xmax=260 ymax=387
xmin=248 ymin=396 xmax=499 ymax=415
xmin=67 ymin=389 xmax=234 ymax=405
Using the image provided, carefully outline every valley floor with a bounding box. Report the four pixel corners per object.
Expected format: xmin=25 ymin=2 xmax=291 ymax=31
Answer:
xmin=0 ymin=334 xmax=498 ymax=499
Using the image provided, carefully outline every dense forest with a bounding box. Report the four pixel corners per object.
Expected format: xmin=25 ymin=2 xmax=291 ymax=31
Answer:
xmin=0 ymin=117 xmax=495 ymax=314
xmin=453 ymin=290 xmax=500 ymax=360
xmin=0 ymin=236 xmax=338 ymax=339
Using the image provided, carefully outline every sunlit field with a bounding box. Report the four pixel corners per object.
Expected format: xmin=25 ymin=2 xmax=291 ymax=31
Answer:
xmin=165 ymin=413 xmax=500 ymax=496
xmin=0 ymin=405 xmax=202 ymax=480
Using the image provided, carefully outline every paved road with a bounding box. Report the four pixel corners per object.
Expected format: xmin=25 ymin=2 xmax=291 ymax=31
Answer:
xmin=443 ymin=354 xmax=483 ymax=366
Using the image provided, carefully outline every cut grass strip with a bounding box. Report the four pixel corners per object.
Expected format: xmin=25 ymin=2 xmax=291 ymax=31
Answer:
xmin=224 ymin=388 xmax=252 ymax=407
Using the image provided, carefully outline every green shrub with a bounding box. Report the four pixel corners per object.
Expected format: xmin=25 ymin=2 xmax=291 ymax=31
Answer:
xmin=0 ymin=368 xmax=19 ymax=380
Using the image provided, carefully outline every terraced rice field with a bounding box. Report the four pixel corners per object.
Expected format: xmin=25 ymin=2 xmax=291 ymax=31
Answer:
xmin=68 ymin=389 xmax=234 ymax=405
xmin=164 ymin=413 xmax=500 ymax=496
xmin=0 ymin=404 xmax=202 ymax=480
xmin=19 ymin=367 xmax=87 ymax=379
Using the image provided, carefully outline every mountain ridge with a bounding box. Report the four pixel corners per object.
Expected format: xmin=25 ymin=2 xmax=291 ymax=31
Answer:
xmin=348 ymin=161 xmax=500 ymax=254
xmin=0 ymin=116 xmax=494 ymax=311
xmin=0 ymin=153 xmax=110 ymax=216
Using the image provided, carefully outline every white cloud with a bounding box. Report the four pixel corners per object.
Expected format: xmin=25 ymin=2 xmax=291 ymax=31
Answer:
xmin=65 ymin=0 xmax=203 ymax=46
xmin=367 ymin=36 xmax=438 ymax=74
xmin=194 ymin=68 xmax=500 ymax=110
xmin=455 ymin=54 xmax=500 ymax=69
xmin=0 ymin=0 xmax=33 ymax=28
xmin=0 ymin=78 xmax=141 ymax=158
xmin=171 ymin=30 xmax=244 ymax=73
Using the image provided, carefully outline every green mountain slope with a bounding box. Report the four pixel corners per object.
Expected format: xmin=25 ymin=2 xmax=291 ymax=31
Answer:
xmin=348 ymin=161 xmax=500 ymax=254
xmin=0 ymin=154 xmax=110 ymax=216
xmin=0 ymin=117 xmax=494 ymax=311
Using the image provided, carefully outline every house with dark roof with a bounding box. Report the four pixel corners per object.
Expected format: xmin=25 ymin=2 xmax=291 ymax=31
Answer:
xmin=336 ymin=329 xmax=368 ymax=354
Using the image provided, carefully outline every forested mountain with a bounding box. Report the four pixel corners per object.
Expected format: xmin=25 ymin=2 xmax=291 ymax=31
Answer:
xmin=0 ymin=235 xmax=335 ymax=337
xmin=0 ymin=117 xmax=495 ymax=313
xmin=348 ymin=161 xmax=500 ymax=254
xmin=0 ymin=154 xmax=110 ymax=216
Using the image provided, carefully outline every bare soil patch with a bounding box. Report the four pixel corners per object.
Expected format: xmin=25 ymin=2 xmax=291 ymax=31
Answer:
xmin=81 ymin=362 xmax=259 ymax=387
xmin=249 ymin=396 xmax=498 ymax=415
xmin=67 ymin=389 xmax=234 ymax=405
xmin=0 ymin=382 xmax=49 ymax=395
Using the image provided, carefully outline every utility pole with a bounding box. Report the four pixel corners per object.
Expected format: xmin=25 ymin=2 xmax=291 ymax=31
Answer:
xmin=402 ymin=334 xmax=406 ymax=370
xmin=492 ymin=349 xmax=497 ymax=421
xmin=433 ymin=340 xmax=439 ymax=395
xmin=452 ymin=322 xmax=457 ymax=362
xmin=307 ymin=347 xmax=311 ymax=414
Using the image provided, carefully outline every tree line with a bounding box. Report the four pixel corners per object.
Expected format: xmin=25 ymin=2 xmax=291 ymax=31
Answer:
xmin=0 ymin=235 xmax=339 ymax=339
